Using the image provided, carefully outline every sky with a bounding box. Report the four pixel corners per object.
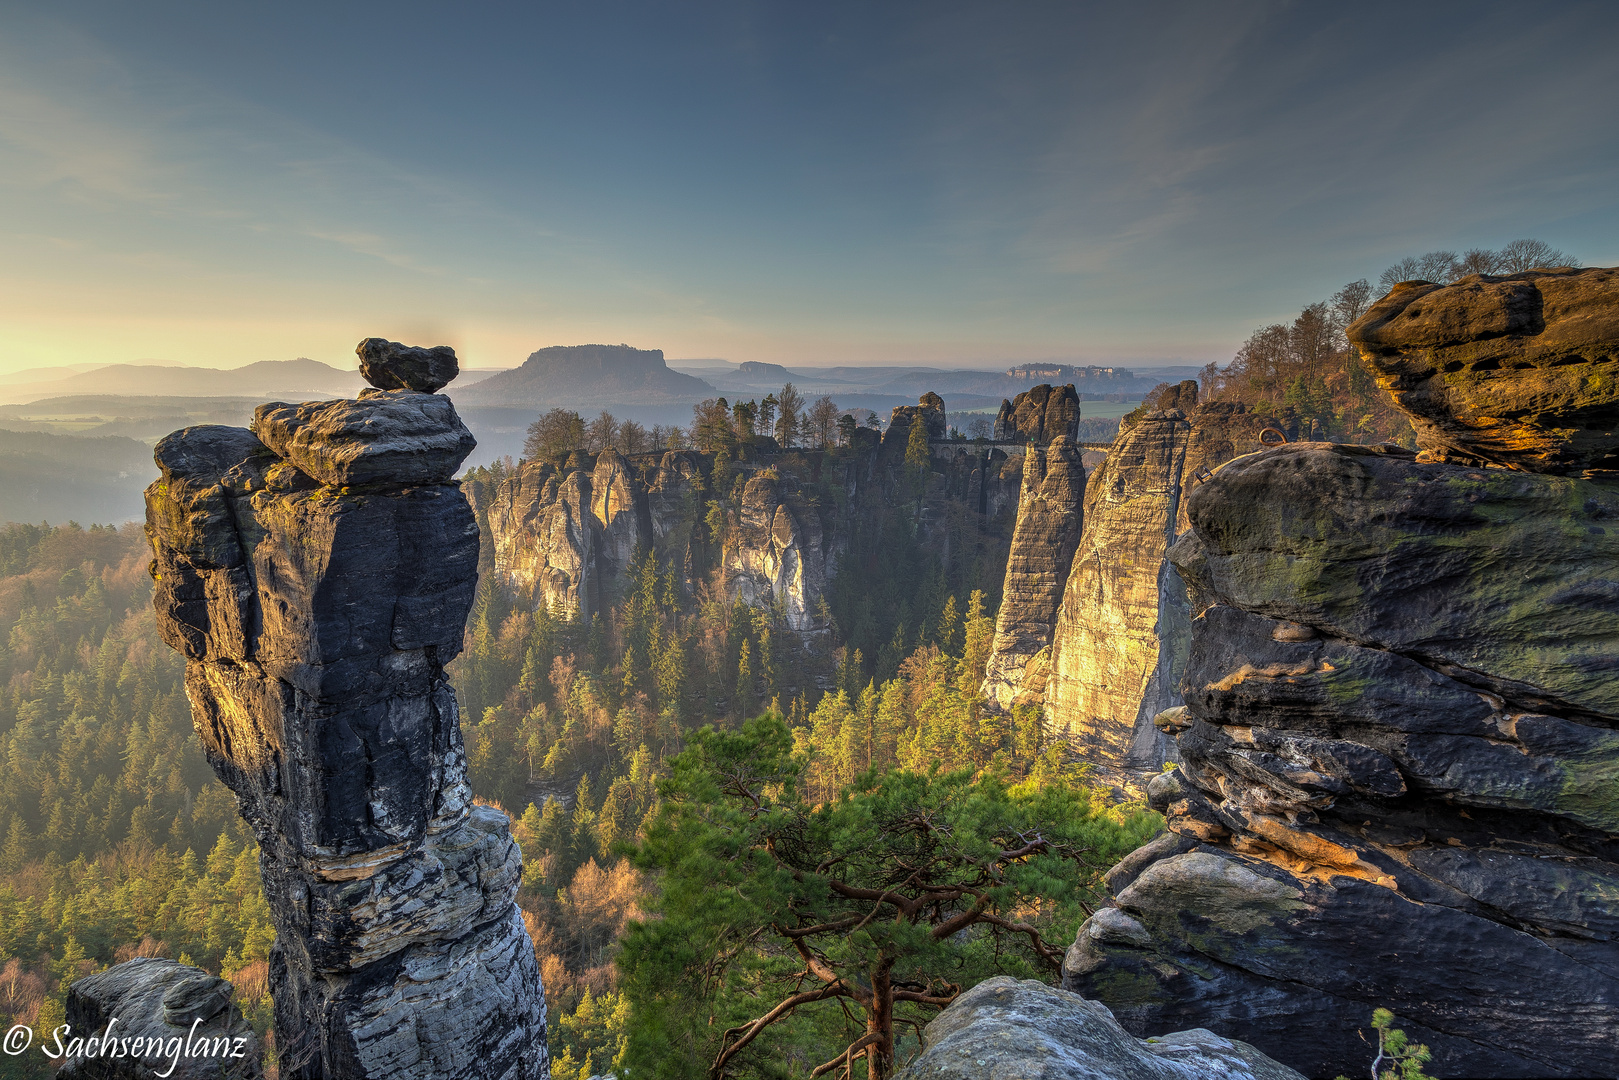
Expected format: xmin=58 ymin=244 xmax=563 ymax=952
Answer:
xmin=1 ymin=0 xmax=1616 ymax=375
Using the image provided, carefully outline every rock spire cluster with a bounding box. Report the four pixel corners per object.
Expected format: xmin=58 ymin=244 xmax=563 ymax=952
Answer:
xmin=142 ymin=339 xmax=547 ymax=1079
xmin=1065 ymin=272 xmax=1619 ymax=1078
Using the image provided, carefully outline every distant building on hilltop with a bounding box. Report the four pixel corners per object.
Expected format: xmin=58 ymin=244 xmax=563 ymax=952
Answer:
xmin=1005 ymin=363 xmax=1134 ymax=382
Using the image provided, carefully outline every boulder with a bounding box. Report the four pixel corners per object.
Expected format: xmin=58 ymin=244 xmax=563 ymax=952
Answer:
xmin=893 ymin=976 xmax=1305 ymax=1080
xmin=252 ymin=390 xmax=476 ymax=486
xmin=1346 ymin=266 xmax=1619 ymax=473
xmin=59 ymin=957 xmax=261 ymax=1079
xmin=355 ymin=337 xmax=460 ymax=394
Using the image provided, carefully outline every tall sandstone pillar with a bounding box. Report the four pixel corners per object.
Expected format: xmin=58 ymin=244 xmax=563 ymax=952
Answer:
xmin=979 ymin=385 xmax=1084 ymax=712
xmin=144 ymin=340 xmax=547 ymax=1079
xmin=1042 ymin=382 xmax=1287 ymax=785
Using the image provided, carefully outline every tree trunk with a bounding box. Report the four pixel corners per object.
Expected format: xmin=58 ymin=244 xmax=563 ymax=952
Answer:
xmin=867 ymin=962 xmax=896 ymax=1080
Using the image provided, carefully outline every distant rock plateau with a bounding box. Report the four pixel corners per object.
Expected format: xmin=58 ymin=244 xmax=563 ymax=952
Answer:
xmin=452 ymin=343 xmax=715 ymax=407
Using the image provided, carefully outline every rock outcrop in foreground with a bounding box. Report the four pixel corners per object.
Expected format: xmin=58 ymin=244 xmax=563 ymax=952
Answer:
xmin=894 ymin=977 xmax=1304 ymax=1080
xmin=1039 ymin=386 xmax=1286 ymax=782
xmin=61 ymin=958 xmax=261 ymax=1080
xmin=144 ymin=340 xmax=546 ymax=1079
xmin=1066 ymin=277 xmax=1619 ymax=1079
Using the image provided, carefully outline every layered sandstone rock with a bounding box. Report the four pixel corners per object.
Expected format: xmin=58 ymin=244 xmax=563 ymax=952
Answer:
xmin=483 ymin=449 xmax=703 ymax=618
xmin=993 ymin=382 xmax=1081 ymax=444
xmin=484 ymin=395 xmax=1018 ymax=630
xmin=979 ymin=387 xmax=1085 ymax=712
xmin=144 ymin=346 xmax=547 ymax=1080
xmin=894 ymin=977 xmax=1304 ymax=1080
xmin=1064 ymin=441 xmax=1619 ymax=1078
xmin=1042 ymin=393 xmax=1284 ymax=780
xmin=724 ymin=470 xmax=830 ymax=633
xmin=1346 ymin=266 xmax=1619 ymax=474
xmin=60 ymin=959 xmax=262 ymax=1080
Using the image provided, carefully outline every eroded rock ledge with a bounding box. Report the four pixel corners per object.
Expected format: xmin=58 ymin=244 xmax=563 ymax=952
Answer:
xmin=143 ymin=340 xmax=547 ymax=1079
xmin=1064 ymin=441 xmax=1619 ymax=1078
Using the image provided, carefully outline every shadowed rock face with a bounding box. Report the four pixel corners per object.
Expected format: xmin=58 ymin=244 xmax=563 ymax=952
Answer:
xmin=893 ymin=977 xmax=1304 ymax=1080
xmin=1064 ymin=443 xmax=1619 ymax=1078
xmin=1041 ymin=398 xmax=1286 ymax=784
xmin=1347 ymin=266 xmax=1619 ymax=474
xmin=356 ymin=338 xmax=460 ymax=394
xmin=60 ymin=958 xmax=262 ymax=1080
xmin=144 ymin=347 xmax=547 ymax=1080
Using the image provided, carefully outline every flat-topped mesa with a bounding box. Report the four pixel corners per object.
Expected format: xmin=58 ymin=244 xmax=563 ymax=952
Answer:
xmin=143 ymin=339 xmax=547 ymax=1080
xmin=1346 ymin=266 xmax=1619 ymax=474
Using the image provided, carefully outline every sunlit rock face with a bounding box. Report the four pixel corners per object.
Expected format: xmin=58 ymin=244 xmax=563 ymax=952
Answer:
xmin=144 ymin=342 xmax=547 ymax=1080
xmin=482 ymin=395 xmax=1020 ymax=634
xmin=483 ymin=449 xmax=704 ymax=619
xmin=1066 ymin=434 xmax=1619 ymax=1076
xmin=1347 ymin=266 xmax=1619 ymax=474
xmin=725 ymin=470 xmax=830 ymax=633
xmin=1041 ymin=391 xmax=1285 ymax=784
xmin=992 ymin=382 xmax=1081 ymax=444
xmin=979 ymin=385 xmax=1086 ymax=714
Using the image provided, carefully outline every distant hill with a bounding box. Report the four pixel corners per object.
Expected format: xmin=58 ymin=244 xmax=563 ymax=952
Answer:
xmin=0 ymin=429 xmax=155 ymax=525
xmin=453 ymin=344 xmax=714 ymax=407
xmin=0 ymin=359 xmax=363 ymax=404
xmin=734 ymin=361 xmax=801 ymax=381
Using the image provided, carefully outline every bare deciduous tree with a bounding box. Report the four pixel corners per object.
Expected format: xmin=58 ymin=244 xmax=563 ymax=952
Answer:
xmin=523 ymin=408 xmax=586 ymax=462
xmin=586 ymin=411 xmax=619 ymax=453
xmin=618 ymin=419 xmax=650 ymax=454
xmin=804 ymin=396 xmax=839 ymax=448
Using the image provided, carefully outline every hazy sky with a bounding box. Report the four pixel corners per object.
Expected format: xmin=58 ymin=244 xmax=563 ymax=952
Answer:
xmin=2 ymin=1 xmax=1616 ymax=374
